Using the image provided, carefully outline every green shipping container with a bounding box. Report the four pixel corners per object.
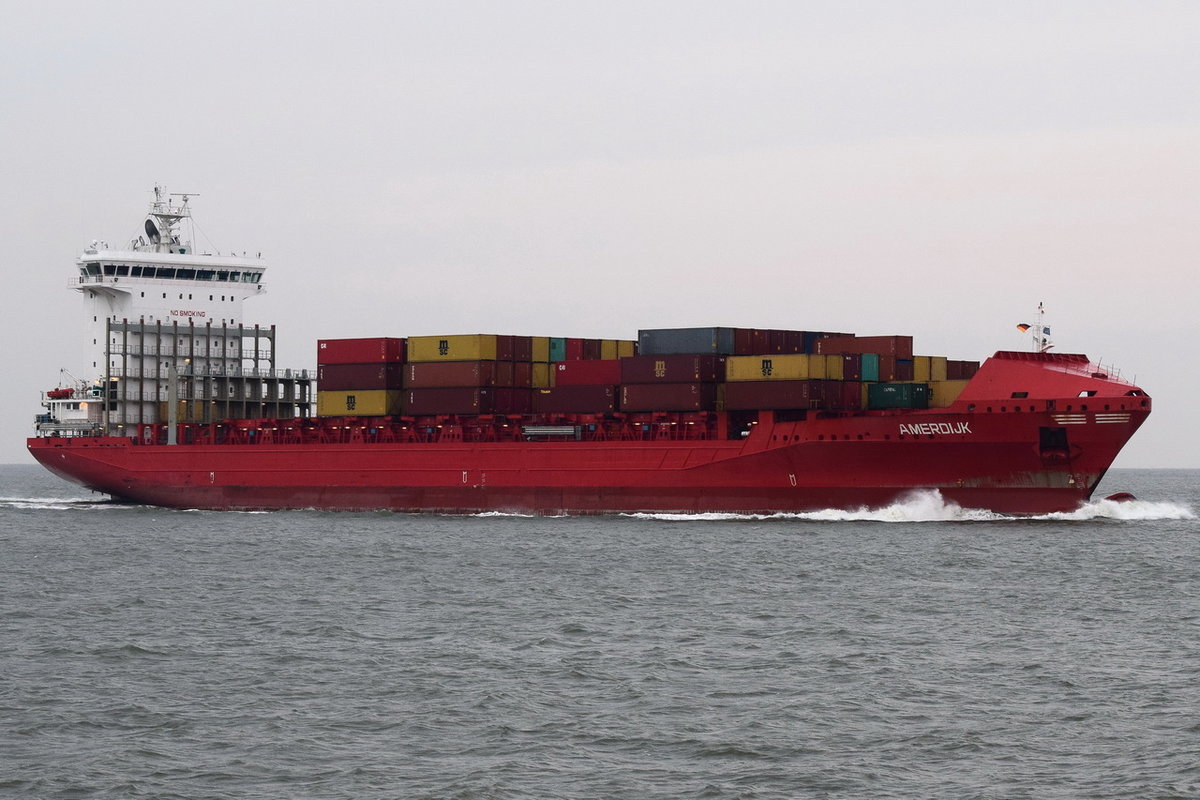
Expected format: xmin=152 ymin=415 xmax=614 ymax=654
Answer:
xmin=867 ymin=382 xmax=929 ymax=410
xmin=861 ymin=353 xmax=880 ymax=382
xmin=549 ymin=337 xmax=568 ymax=362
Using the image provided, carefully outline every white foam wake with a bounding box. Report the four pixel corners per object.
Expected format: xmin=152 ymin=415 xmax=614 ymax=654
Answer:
xmin=624 ymin=490 xmax=1196 ymax=523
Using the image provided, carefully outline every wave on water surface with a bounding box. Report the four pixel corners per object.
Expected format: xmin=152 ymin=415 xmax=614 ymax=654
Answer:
xmin=623 ymin=490 xmax=1196 ymax=524
xmin=0 ymin=496 xmax=124 ymax=511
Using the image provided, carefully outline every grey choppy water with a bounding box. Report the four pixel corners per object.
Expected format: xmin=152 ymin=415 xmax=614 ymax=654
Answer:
xmin=1 ymin=465 xmax=1197 ymax=799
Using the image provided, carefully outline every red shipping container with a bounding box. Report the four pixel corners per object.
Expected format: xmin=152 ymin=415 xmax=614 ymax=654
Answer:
xmin=317 ymin=337 xmax=406 ymax=365
xmin=814 ymin=335 xmax=914 ymax=359
xmin=495 ymin=335 xmax=515 ymax=362
xmin=512 ymin=336 xmax=534 ymax=363
xmin=403 ymin=361 xmax=515 ymax=388
xmin=318 ymin=362 xmax=405 ymax=391
xmin=494 ymin=387 xmax=532 ymax=414
xmin=724 ymin=380 xmax=827 ymax=411
xmin=620 ymin=382 xmax=719 ymax=412
xmin=582 ymin=339 xmax=602 ymax=360
xmin=878 ymin=355 xmax=898 ymax=382
xmin=620 ymin=354 xmax=726 ymax=384
xmin=895 ymin=359 xmax=915 ymax=381
xmin=404 ymin=387 xmax=493 ymax=415
xmin=555 ymin=360 xmax=622 ymax=386
xmin=513 ymin=361 xmax=533 ymax=388
xmin=532 ymin=385 xmax=617 ymax=414
xmin=839 ymin=381 xmax=864 ymax=410
xmin=750 ymin=329 xmax=771 ymax=354
xmin=565 ymin=338 xmax=585 ymax=361
xmin=840 ymin=354 xmax=862 ymax=381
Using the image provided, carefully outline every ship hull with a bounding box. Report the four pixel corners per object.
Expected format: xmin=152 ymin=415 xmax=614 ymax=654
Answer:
xmin=27 ymin=403 xmax=1146 ymax=515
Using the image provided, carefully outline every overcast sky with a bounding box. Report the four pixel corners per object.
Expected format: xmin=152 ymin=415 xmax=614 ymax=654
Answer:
xmin=3 ymin=1 xmax=1197 ymax=468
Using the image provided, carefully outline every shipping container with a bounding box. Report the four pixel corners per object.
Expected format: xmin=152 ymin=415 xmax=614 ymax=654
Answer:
xmin=815 ymin=335 xmax=914 ymax=358
xmin=600 ymin=339 xmax=618 ymax=360
xmin=496 ymin=335 xmax=516 ymax=362
xmin=861 ymin=353 xmax=880 ymax=382
xmin=532 ymin=362 xmax=552 ymax=389
xmin=946 ymin=360 xmax=980 ymax=380
xmin=867 ymin=382 xmax=929 ymax=410
xmin=532 ymin=385 xmax=617 ymax=414
xmin=725 ymin=354 xmax=825 ymax=382
xmin=565 ymin=338 xmax=584 ymax=361
xmin=617 ymin=340 xmax=636 ymax=358
xmin=638 ymin=327 xmax=737 ymax=356
xmin=911 ymin=355 xmax=948 ymax=383
xmin=318 ymin=362 xmax=406 ymax=391
xmin=408 ymin=334 xmax=498 ymax=363
xmin=824 ymin=355 xmax=844 ymax=381
xmin=549 ymin=337 xmax=568 ymax=362
xmin=555 ymin=359 xmax=622 ymax=386
xmin=620 ymin=382 xmax=721 ymax=412
xmin=317 ymin=389 xmax=402 ymax=417
xmin=402 ymin=387 xmax=520 ymax=415
xmin=512 ymin=336 xmax=534 ymax=362
xmin=317 ymin=337 xmax=406 ymax=366
xmin=620 ymin=354 xmax=726 ymax=384
xmin=582 ymin=339 xmax=602 ymax=360
xmin=895 ymin=359 xmax=915 ymax=382
xmin=532 ymin=336 xmax=550 ymax=363
xmin=929 ymin=380 xmax=970 ymax=408
xmin=723 ymin=380 xmax=832 ymax=411
xmin=513 ymin=361 xmax=533 ymax=388
xmin=840 ymin=354 xmax=862 ymax=381
xmin=403 ymin=360 xmax=514 ymax=388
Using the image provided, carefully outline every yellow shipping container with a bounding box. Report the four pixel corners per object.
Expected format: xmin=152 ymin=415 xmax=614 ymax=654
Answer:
xmin=532 ymin=336 xmax=550 ymax=363
xmin=824 ymin=355 xmax=844 ymax=381
xmin=408 ymin=334 xmax=497 ymax=362
xmin=600 ymin=339 xmax=618 ymax=360
xmin=914 ymin=356 xmax=949 ymax=382
xmin=316 ymin=389 xmax=402 ymax=417
xmin=928 ymin=380 xmax=970 ymax=408
xmin=726 ymin=354 xmax=826 ymax=382
xmin=532 ymin=362 xmax=552 ymax=388
xmin=617 ymin=340 xmax=636 ymax=358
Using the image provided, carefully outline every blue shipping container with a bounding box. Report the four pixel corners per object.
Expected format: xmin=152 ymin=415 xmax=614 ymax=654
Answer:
xmin=638 ymin=327 xmax=737 ymax=356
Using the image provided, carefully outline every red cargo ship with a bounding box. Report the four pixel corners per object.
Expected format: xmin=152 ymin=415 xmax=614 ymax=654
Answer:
xmin=28 ymin=192 xmax=1150 ymax=515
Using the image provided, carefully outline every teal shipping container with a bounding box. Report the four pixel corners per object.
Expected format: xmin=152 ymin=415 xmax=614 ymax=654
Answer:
xmin=549 ymin=337 xmax=568 ymax=362
xmin=867 ymin=382 xmax=929 ymax=410
xmin=861 ymin=353 xmax=880 ymax=382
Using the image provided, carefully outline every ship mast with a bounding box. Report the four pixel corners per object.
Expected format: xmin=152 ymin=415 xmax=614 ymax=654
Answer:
xmin=1033 ymin=302 xmax=1053 ymax=353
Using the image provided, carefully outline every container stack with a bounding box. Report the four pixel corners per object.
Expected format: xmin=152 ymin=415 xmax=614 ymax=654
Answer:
xmin=316 ymin=338 xmax=406 ymax=416
xmin=533 ymin=338 xmax=635 ymax=413
xmin=312 ymin=326 xmax=978 ymax=418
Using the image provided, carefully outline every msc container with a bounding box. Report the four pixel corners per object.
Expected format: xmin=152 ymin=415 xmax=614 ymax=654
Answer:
xmin=549 ymin=337 xmax=568 ymax=362
xmin=316 ymin=389 xmax=402 ymax=417
xmin=555 ymin=360 xmax=622 ymax=386
xmin=620 ymin=382 xmax=720 ymax=412
xmin=725 ymin=354 xmax=825 ymax=382
xmin=638 ymin=327 xmax=737 ymax=356
xmin=532 ymin=385 xmax=617 ymax=414
xmin=317 ymin=337 xmax=406 ymax=365
xmin=815 ymin=335 xmax=914 ymax=359
xmin=403 ymin=360 xmax=514 ymax=388
xmin=318 ymin=362 xmax=406 ymax=391
xmin=407 ymin=334 xmax=498 ymax=363
xmin=532 ymin=336 xmax=550 ymax=363
xmin=723 ymin=380 xmax=833 ymax=411
xmin=867 ymin=382 xmax=929 ymax=410
xmin=928 ymin=380 xmax=970 ymax=408
xmin=620 ymin=354 xmax=726 ymax=384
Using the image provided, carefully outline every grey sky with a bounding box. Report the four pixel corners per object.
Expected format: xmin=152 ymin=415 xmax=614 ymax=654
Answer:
xmin=3 ymin=1 xmax=1197 ymax=467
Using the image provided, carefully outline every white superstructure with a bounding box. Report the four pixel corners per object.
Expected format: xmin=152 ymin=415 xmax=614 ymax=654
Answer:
xmin=37 ymin=188 xmax=310 ymax=435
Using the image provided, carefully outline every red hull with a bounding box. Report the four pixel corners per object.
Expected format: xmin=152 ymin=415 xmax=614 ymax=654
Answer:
xmin=28 ymin=352 xmax=1150 ymax=515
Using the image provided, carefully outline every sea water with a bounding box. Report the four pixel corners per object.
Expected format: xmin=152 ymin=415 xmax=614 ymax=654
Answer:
xmin=1 ymin=464 xmax=1197 ymax=799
